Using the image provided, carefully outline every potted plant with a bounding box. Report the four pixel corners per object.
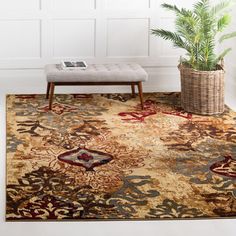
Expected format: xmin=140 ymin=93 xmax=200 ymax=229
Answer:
xmin=152 ymin=0 xmax=236 ymax=115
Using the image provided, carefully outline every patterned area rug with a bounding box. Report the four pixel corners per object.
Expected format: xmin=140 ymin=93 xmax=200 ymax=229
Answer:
xmin=6 ymin=93 xmax=236 ymax=221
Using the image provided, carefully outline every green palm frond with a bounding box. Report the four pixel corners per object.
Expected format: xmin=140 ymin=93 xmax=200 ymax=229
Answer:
xmin=151 ymin=29 xmax=186 ymax=49
xmin=219 ymin=31 xmax=236 ymax=43
xmin=217 ymin=14 xmax=231 ymax=32
xmin=194 ymin=0 xmax=210 ymax=16
xmin=161 ymin=3 xmax=193 ymax=18
xmin=211 ymin=0 xmax=235 ymax=15
xmin=151 ymin=0 xmax=236 ymax=71
xmin=215 ymin=48 xmax=232 ymax=64
xmin=161 ymin=3 xmax=182 ymax=14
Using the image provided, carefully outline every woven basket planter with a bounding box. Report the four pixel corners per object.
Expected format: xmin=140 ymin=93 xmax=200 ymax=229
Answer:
xmin=179 ymin=64 xmax=225 ymax=115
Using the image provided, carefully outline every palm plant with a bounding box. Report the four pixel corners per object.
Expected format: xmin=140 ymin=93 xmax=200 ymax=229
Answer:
xmin=152 ymin=0 xmax=236 ymax=71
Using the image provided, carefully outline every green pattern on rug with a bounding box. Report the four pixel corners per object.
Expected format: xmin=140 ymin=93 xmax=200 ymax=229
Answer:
xmin=6 ymin=93 xmax=236 ymax=220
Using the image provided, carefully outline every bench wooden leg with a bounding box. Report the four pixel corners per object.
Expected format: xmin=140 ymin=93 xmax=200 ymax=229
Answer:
xmin=46 ymin=82 xmax=51 ymax=99
xmin=131 ymin=84 xmax=135 ymax=97
xmin=138 ymin=82 xmax=144 ymax=110
xmin=49 ymin=82 xmax=55 ymax=110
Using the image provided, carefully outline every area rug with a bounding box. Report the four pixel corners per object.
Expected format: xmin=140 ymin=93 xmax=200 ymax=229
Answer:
xmin=6 ymin=93 xmax=236 ymax=221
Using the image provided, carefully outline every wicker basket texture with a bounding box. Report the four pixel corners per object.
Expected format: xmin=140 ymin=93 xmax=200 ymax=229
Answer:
xmin=179 ymin=64 xmax=225 ymax=115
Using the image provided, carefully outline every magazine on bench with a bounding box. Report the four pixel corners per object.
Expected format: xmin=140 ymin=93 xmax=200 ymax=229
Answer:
xmin=61 ymin=61 xmax=88 ymax=70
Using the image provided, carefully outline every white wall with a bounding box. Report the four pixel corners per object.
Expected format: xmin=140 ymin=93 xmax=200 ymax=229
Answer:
xmin=0 ymin=0 xmax=189 ymax=93
xmin=0 ymin=0 xmax=234 ymax=96
xmin=0 ymin=0 xmax=189 ymax=69
xmin=224 ymin=5 xmax=236 ymax=109
xmin=0 ymin=1 xmax=236 ymax=236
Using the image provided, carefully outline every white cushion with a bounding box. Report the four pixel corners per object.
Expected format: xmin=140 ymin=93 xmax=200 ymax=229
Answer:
xmin=45 ymin=64 xmax=148 ymax=83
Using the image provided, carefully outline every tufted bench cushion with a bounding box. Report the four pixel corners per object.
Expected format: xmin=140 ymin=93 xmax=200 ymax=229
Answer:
xmin=45 ymin=63 xmax=148 ymax=83
xmin=45 ymin=63 xmax=148 ymax=110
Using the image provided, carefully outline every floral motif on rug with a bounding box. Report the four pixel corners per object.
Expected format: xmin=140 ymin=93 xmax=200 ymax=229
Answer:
xmin=6 ymin=93 xmax=236 ymax=220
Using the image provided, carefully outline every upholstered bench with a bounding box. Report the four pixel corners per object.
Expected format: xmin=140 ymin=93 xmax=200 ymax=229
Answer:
xmin=45 ymin=64 xmax=148 ymax=110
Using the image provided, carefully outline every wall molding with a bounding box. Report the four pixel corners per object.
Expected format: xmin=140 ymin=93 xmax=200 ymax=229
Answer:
xmin=0 ymin=0 xmax=190 ymax=69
